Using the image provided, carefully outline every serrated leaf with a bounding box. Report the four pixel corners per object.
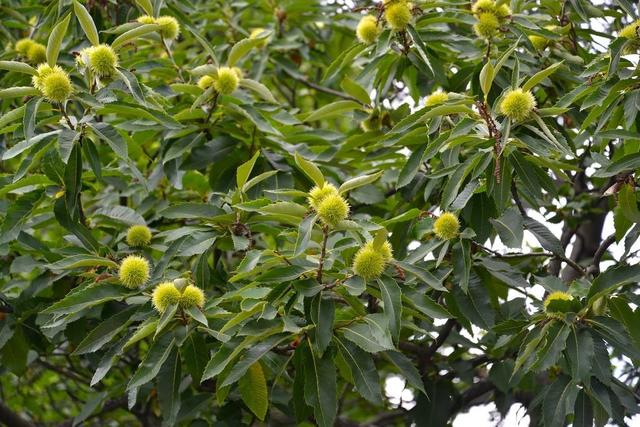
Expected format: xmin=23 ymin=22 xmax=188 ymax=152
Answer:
xmin=158 ymin=347 xmax=181 ymax=427
xmin=239 ymin=362 xmax=268 ymax=421
xmin=127 ymin=334 xmax=175 ymax=390
xmin=335 ymin=336 xmax=382 ymax=404
xmin=303 ymin=344 xmax=337 ymax=427
xmin=341 ymin=314 xmax=394 ymax=353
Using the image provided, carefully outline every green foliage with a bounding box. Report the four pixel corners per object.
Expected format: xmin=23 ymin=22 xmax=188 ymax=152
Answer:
xmin=1 ymin=0 xmax=640 ymax=426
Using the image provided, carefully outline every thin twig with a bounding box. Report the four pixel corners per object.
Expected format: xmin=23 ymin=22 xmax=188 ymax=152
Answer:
xmin=280 ymin=67 xmax=365 ymax=106
xmin=317 ymin=225 xmax=329 ymax=283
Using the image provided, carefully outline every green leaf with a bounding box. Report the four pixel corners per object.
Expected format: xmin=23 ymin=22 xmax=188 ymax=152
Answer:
xmin=239 ymin=78 xmax=278 ymax=103
xmin=135 ymin=0 xmax=153 ymax=15
xmin=542 ymin=376 xmax=579 ymax=427
xmin=565 ymin=327 xmax=594 ymax=384
xmin=592 ymin=152 xmax=640 ymax=178
xmin=479 ymin=61 xmax=495 ymax=101
xmin=341 ymin=314 xmax=395 ymax=353
xmin=127 ymin=334 xmax=176 ymax=390
xmin=74 ymin=1 xmax=100 ymax=46
xmin=236 ymin=151 xmax=260 ymax=190
xmin=227 ymin=37 xmax=266 ymax=67
xmin=0 ymin=87 xmax=40 ymax=99
xmin=338 ymin=171 xmax=382 ymax=194
xmin=294 ymin=152 xmax=324 ymax=187
xmin=406 ymin=25 xmax=434 ymax=76
xmin=304 ymin=100 xmax=363 ymax=122
xmin=523 ymin=217 xmax=564 ymax=256
xmin=522 ymin=62 xmax=564 ymax=92
xmin=335 ymin=336 xmax=382 ymax=404
xmin=45 ymin=254 xmax=118 ymax=271
xmin=239 ymin=362 xmax=268 ymax=420
xmin=340 ymin=77 xmax=370 ymax=105
xmin=219 ymin=301 xmax=266 ymax=334
xmin=181 ymin=331 xmax=208 ymax=384
xmin=302 ymin=343 xmax=337 ymax=427
xmin=155 ymin=304 xmax=177 ymax=338
xmin=112 ymin=24 xmax=159 ymax=50
xmin=490 ymin=208 xmax=523 ymax=249
xmin=532 ymin=321 xmax=571 ymax=372
xmin=64 ymin=142 xmax=82 ymax=218
xmin=618 ymin=183 xmax=640 ymax=223
xmin=91 ymin=334 xmax=130 ymax=386
xmin=311 ymin=294 xmax=334 ymax=355
xmin=397 ymin=143 xmax=427 ymax=189
xmin=587 ymin=264 xmax=640 ymax=302
xmin=0 ymin=190 xmax=44 ymax=245
xmin=394 ymin=261 xmax=447 ymax=291
xmin=384 ymin=350 xmax=426 ymax=395
xmin=573 ymin=389 xmax=594 ymax=427
xmin=0 ymin=61 xmax=37 ymax=75
xmin=42 ymin=283 xmax=132 ymax=315
xmin=221 ymin=334 xmax=289 ymax=387
xmin=23 ymin=97 xmax=41 ymax=144
xmin=158 ymin=347 xmax=181 ymax=427
xmin=377 ymin=277 xmax=402 ymax=342
xmin=47 ymin=14 xmax=71 ymax=66
xmin=294 ymin=214 xmax=317 ymax=257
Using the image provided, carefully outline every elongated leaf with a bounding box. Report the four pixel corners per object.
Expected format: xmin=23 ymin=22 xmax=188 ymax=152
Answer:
xmin=227 ymin=37 xmax=265 ymax=67
xmin=377 ymin=277 xmax=402 ymax=342
xmin=311 ymin=294 xmax=334 ymax=355
xmin=43 ymin=283 xmax=133 ymax=314
xmin=74 ymin=1 xmax=100 ymax=46
xmin=0 ymin=61 xmax=37 ymax=75
xmin=236 ymin=150 xmax=259 ymax=189
xmin=341 ymin=314 xmax=394 ymax=353
xmin=294 ymin=152 xmax=324 ymax=187
xmin=305 ymin=100 xmax=363 ymax=122
xmin=542 ymin=376 xmax=579 ymax=427
xmin=587 ymin=264 xmax=640 ymax=302
xmin=158 ymin=347 xmax=181 ymax=427
xmin=112 ymin=24 xmax=159 ymax=50
xmin=338 ymin=171 xmax=382 ymax=194
xmin=47 ymin=14 xmax=71 ymax=66
xmin=523 ymin=217 xmax=564 ymax=256
xmin=522 ymin=62 xmax=563 ymax=92
xmin=127 ymin=334 xmax=175 ymax=390
xmin=239 ymin=362 xmax=268 ymax=421
xmin=618 ymin=183 xmax=640 ymax=223
xmin=240 ymin=78 xmax=277 ymax=103
xmin=303 ymin=344 xmax=337 ymax=427
xmin=335 ymin=336 xmax=382 ymax=404
xmin=0 ymin=87 xmax=40 ymax=99
xmin=73 ymin=306 xmax=139 ymax=355
xmin=46 ymin=254 xmax=118 ymax=270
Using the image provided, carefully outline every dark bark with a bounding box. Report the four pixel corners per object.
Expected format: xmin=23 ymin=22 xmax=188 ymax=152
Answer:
xmin=0 ymin=400 xmax=34 ymax=427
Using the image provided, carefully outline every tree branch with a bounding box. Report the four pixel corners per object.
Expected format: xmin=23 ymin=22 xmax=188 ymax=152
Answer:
xmin=0 ymin=400 xmax=34 ymax=427
xmin=280 ymin=67 xmax=365 ymax=106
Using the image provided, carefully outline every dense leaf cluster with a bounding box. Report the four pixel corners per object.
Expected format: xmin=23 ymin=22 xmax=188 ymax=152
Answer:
xmin=1 ymin=0 xmax=640 ymax=426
